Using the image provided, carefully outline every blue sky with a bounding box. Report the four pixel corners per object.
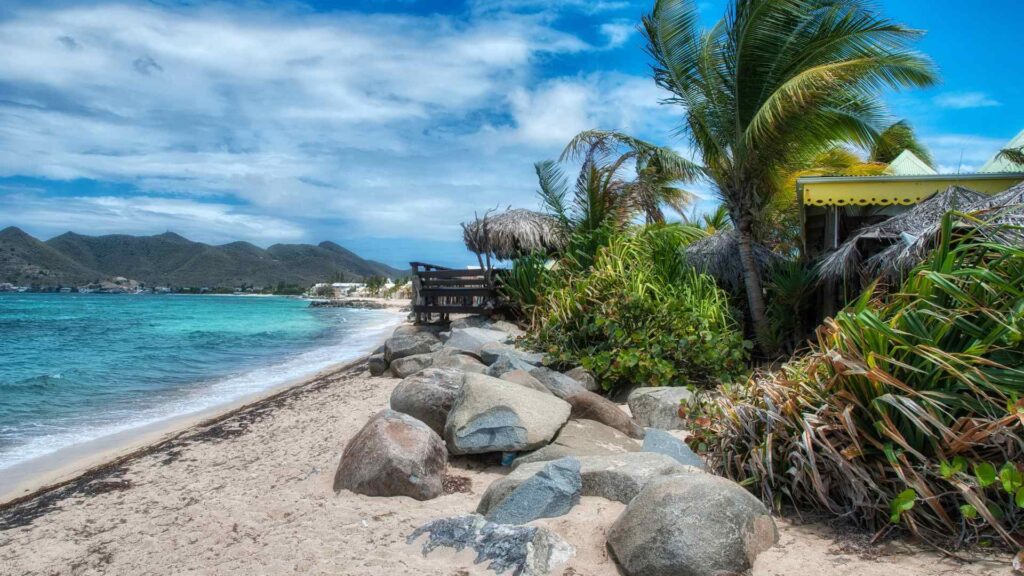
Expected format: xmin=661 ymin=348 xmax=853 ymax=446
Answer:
xmin=0 ymin=0 xmax=1021 ymax=268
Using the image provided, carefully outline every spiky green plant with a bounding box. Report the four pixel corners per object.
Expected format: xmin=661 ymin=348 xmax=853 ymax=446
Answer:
xmin=642 ymin=0 xmax=937 ymax=343
xmin=498 ymin=252 xmax=550 ymax=324
xmin=694 ymin=213 xmax=1024 ymax=549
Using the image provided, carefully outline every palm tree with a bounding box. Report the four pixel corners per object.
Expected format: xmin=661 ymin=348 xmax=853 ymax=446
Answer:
xmin=561 ymin=130 xmax=702 ymax=223
xmin=642 ymin=0 xmax=937 ymax=339
xmin=998 ymin=146 xmax=1024 ymax=165
xmin=869 ymin=120 xmax=934 ymax=166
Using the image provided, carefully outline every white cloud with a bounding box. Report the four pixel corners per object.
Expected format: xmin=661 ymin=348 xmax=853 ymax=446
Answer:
xmin=933 ymin=91 xmax=1001 ymax=109
xmin=600 ymin=21 xmax=635 ymax=49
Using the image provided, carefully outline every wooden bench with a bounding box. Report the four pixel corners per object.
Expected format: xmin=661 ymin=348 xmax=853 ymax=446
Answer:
xmin=410 ymin=262 xmax=500 ymax=323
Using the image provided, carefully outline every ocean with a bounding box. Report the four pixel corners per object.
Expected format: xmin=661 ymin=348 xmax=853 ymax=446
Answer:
xmin=0 ymin=293 xmax=402 ymax=472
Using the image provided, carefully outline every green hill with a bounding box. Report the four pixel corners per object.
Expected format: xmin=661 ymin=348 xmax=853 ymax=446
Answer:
xmin=0 ymin=228 xmax=403 ymax=289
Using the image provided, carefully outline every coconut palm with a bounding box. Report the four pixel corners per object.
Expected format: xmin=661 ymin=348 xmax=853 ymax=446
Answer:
xmin=562 ymin=129 xmax=703 ymax=223
xmin=869 ymin=119 xmax=934 ymax=166
xmin=998 ymin=146 xmax=1024 ymax=165
xmin=642 ymin=0 xmax=937 ymax=339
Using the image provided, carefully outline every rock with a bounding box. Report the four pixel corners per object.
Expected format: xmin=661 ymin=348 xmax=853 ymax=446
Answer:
xmin=392 ymin=323 xmax=446 ymax=338
xmin=333 ymin=409 xmax=447 ymax=500
xmin=449 ymin=315 xmax=494 ymax=330
xmin=384 ymin=332 xmax=441 ymax=363
xmin=431 ymin=351 xmax=488 ymax=374
xmin=478 ymin=452 xmax=699 ymax=513
xmin=478 ymin=341 xmax=544 ymax=366
xmin=485 ymin=354 xmax=537 ymax=378
xmin=500 ymin=370 xmax=551 ymax=394
xmin=627 ymin=387 xmax=693 ymax=430
xmin=528 ymin=367 xmax=588 ymax=399
xmin=491 ymin=320 xmax=526 ymax=338
xmin=389 ymin=368 xmax=466 ymax=436
xmin=444 ymin=373 xmax=571 ymax=455
xmin=607 ymin=474 xmax=778 ymax=576
xmin=390 ymin=353 xmax=433 ymax=378
xmin=564 ymin=391 xmax=645 ymax=439
xmin=513 ymin=419 xmax=639 ymax=467
xmin=564 ymin=367 xmax=600 ymax=393
xmin=368 ymin=353 xmax=388 ymax=376
xmin=642 ymin=428 xmax=706 ymax=470
xmin=444 ymin=327 xmax=514 ymax=356
xmin=407 ymin=514 xmax=574 ymax=576
xmin=486 ymin=457 xmax=582 ymax=525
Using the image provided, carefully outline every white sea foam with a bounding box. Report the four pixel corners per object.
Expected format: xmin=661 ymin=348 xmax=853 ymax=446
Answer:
xmin=0 ymin=309 xmax=404 ymax=470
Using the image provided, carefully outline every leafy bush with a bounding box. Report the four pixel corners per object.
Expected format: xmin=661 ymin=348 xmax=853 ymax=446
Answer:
xmin=691 ymin=214 xmax=1024 ymax=549
xmin=498 ymin=252 xmax=550 ymax=321
xmin=531 ymin=225 xmax=747 ymax=391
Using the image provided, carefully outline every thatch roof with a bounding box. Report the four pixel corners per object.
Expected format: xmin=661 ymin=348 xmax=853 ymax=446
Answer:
xmin=683 ymin=230 xmax=780 ymax=293
xmin=868 ymin=181 xmax=1024 ymax=278
xmin=817 ymin=185 xmax=986 ymax=283
xmin=462 ymin=208 xmax=566 ymax=261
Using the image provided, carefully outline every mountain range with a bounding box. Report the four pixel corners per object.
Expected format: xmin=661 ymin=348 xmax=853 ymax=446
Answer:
xmin=0 ymin=227 xmax=404 ymax=288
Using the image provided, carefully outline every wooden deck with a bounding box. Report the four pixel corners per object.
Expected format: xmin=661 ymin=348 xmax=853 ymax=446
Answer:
xmin=409 ymin=262 xmax=499 ymax=323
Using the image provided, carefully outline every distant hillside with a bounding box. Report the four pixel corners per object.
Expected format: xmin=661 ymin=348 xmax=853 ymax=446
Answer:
xmin=0 ymin=227 xmax=403 ymax=288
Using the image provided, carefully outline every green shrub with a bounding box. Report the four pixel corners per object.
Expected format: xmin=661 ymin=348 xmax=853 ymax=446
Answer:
xmin=691 ymin=213 xmax=1024 ymax=549
xmin=532 ymin=225 xmax=747 ymax=391
xmin=498 ymin=252 xmax=550 ymax=320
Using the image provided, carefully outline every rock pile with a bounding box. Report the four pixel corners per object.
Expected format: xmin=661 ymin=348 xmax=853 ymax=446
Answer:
xmin=338 ymin=315 xmax=777 ymax=575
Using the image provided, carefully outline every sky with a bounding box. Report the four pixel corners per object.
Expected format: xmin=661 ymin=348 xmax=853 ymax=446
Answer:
xmin=0 ymin=0 xmax=1021 ymax=268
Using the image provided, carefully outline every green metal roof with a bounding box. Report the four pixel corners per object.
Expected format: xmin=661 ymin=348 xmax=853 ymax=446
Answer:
xmin=980 ymin=128 xmax=1024 ymax=173
xmin=884 ymin=149 xmax=937 ymax=176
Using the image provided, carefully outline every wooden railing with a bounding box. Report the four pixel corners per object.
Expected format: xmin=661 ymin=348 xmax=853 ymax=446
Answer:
xmin=409 ymin=262 xmax=500 ymax=323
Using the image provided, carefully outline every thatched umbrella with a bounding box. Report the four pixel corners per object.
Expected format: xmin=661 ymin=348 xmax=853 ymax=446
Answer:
xmin=462 ymin=208 xmax=566 ymax=261
xmin=683 ymin=230 xmax=780 ymax=293
xmin=817 ymin=185 xmax=986 ymax=283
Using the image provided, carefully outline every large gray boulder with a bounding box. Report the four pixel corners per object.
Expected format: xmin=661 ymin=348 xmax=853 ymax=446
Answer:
xmin=334 ymin=409 xmax=447 ymax=501
xmin=384 ymin=331 xmax=441 ymax=363
xmin=478 ymin=452 xmax=699 ymax=514
xmin=486 ymin=457 xmax=582 ymax=525
xmin=564 ymin=367 xmax=600 ymax=393
xmin=367 ymin=353 xmax=388 ymax=377
xmin=564 ymin=391 xmax=645 ymax=439
xmin=500 ymin=370 xmax=551 ymax=394
xmin=513 ymin=419 xmax=639 ymax=467
xmin=607 ymin=474 xmax=778 ymax=576
xmin=627 ymin=387 xmax=693 ymax=430
xmin=491 ymin=320 xmax=526 ymax=338
xmin=392 ymin=323 xmax=446 ymax=338
xmin=479 ymin=341 xmax=544 ymax=366
xmin=485 ymin=354 xmax=537 ymax=378
xmin=444 ymin=373 xmax=571 ymax=455
xmin=389 ymin=353 xmax=433 ymax=378
xmin=449 ymin=316 xmax=494 ymax=330
xmin=642 ymin=428 xmax=706 ymax=470
xmin=407 ymin=515 xmax=574 ymax=576
xmin=431 ymin=351 xmax=488 ymax=374
xmin=389 ymin=368 xmax=466 ymax=436
xmin=528 ymin=367 xmax=588 ymax=399
xmin=444 ymin=327 xmax=514 ymax=356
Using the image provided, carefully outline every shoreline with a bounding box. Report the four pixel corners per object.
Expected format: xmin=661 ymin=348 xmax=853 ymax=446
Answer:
xmin=0 ymin=306 xmax=406 ymax=506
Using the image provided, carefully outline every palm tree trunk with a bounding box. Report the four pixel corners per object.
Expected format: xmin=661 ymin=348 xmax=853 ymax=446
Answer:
xmin=735 ymin=216 xmax=769 ymax=343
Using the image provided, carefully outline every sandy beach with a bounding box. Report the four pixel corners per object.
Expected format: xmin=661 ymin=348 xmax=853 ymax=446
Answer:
xmin=0 ymin=334 xmax=1012 ymax=576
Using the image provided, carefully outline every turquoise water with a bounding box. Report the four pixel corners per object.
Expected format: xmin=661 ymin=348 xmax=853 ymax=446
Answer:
xmin=0 ymin=294 xmax=401 ymax=469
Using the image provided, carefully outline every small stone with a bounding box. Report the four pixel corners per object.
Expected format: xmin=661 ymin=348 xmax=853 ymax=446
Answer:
xmin=627 ymin=387 xmax=693 ymax=430
xmin=485 ymin=354 xmax=537 ymax=378
xmin=564 ymin=391 xmax=645 ymax=439
xmin=390 ymin=353 xmax=433 ymax=378
xmin=500 ymin=370 xmax=551 ymax=394
xmin=368 ymin=353 xmax=388 ymax=376
xmin=513 ymin=419 xmax=639 ymax=467
xmin=486 ymin=457 xmax=582 ymax=525
xmin=641 ymin=428 xmax=706 ymax=470
xmin=528 ymin=367 xmax=588 ymax=399
xmin=479 ymin=341 xmax=544 ymax=366
xmin=564 ymin=367 xmax=600 ymax=393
